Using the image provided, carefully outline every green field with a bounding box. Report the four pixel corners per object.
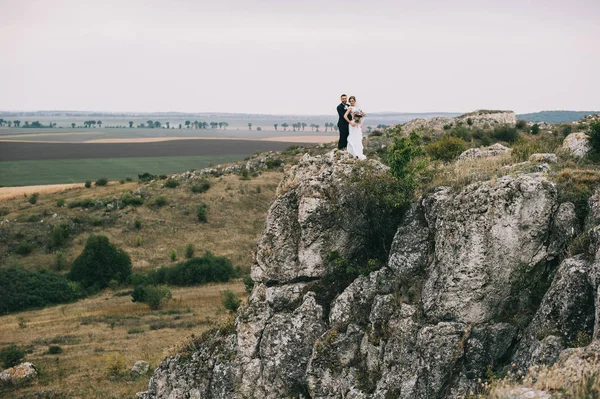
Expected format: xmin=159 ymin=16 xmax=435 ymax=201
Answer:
xmin=0 ymin=155 xmax=245 ymax=186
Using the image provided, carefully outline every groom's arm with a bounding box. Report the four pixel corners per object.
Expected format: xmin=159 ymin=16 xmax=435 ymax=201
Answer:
xmin=336 ymin=104 xmax=345 ymax=120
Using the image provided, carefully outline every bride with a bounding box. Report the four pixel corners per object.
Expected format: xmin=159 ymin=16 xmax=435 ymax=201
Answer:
xmin=343 ymin=96 xmax=366 ymax=160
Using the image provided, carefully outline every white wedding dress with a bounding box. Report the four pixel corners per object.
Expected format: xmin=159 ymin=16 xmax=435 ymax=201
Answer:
xmin=347 ymin=106 xmax=366 ymax=160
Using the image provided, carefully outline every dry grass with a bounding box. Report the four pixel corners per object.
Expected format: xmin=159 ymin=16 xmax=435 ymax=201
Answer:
xmin=1 ymin=172 xmax=283 ymax=272
xmin=0 ymin=282 xmax=246 ymax=398
xmin=419 ymin=153 xmax=515 ymax=193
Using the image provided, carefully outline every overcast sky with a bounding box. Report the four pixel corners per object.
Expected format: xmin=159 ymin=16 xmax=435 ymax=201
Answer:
xmin=1 ymin=0 xmax=598 ymax=114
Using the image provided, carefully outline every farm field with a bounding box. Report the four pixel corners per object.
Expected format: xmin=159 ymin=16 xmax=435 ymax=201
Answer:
xmin=0 ymin=139 xmax=307 ymax=186
xmin=0 ymin=155 xmax=248 ymax=186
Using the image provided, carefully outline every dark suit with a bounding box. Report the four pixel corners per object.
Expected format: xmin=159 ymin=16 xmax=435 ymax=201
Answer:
xmin=337 ymin=102 xmax=349 ymax=149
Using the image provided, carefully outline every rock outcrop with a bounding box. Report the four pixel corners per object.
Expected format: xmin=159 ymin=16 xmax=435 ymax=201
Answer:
xmin=402 ymin=110 xmax=517 ymax=135
xmin=562 ymin=132 xmax=591 ymax=158
xmin=458 ymin=143 xmax=510 ymax=160
xmin=141 ymin=150 xmax=599 ymax=399
xmin=0 ymin=362 xmax=38 ymax=385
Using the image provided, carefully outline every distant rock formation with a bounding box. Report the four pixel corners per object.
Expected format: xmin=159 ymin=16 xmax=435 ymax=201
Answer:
xmin=402 ymin=109 xmax=517 ymax=135
xmin=458 ymin=143 xmax=510 ymax=160
xmin=140 ymin=150 xmax=599 ymax=399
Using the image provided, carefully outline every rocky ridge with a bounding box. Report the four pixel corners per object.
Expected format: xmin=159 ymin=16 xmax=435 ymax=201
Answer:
xmin=402 ymin=110 xmax=517 ymax=135
xmin=140 ymin=150 xmax=599 ymax=399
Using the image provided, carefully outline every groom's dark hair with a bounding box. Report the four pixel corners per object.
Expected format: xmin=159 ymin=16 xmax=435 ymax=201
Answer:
xmin=340 ymin=94 xmax=347 ymax=97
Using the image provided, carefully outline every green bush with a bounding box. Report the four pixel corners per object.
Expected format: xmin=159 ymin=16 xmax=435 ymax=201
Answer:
xmin=134 ymin=218 xmax=142 ymax=230
xmin=154 ymin=196 xmax=167 ymax=207
xmin=47 ymin=345 xmax=63 ymax=355
xmin=147 ymin=253 xmax=235 ymax=286
xmin=492 ymin=124 xmax=519 ymax=143
xmin=0 ymin=345 xmax=26 ymax=368
xmin=25 ymin=214 xmax=41 ymax=223
xmin=49 ymin=223 xmax=70 ymax=248
xmin=425 ymin=136 xmax=467 ymax=162
xmin=15 ymin=241 xmax=35 ymax=256
xmin=164 ymin=179 xmax=180 ymax=188
xmin=243 ymin=274 xmax=254 ymax=293
xmin=27 ymin=192 xmax=39 ymax=204
xmin=560 ymin=124 xmax=573 ymax=136
xmin=531 ymin=123 xmax=540 ymax=135
xmin=129 ymin=272 xmax=148 ymax=286
xmin=69 ymin=235 xmax=132 ymax=289
xmin=265 ymin=159 xmax=283 ymax=169
xmin=191 ymin=180 xmax=211 ymax=193
xmin=385 ymin=131 xmax=427 ymax=187
xmin=197 ymin=203 xmax=207 ymax=223
xmin=119 ymin=180 xmax=125 ymax=184
xmin=95 ymin=177 xmax=108 ymax=187
xmin=138 ymin=173 xmax=155 ymax=182
xmin=0 ymin=266 xmax=81 ymax=313
xmin=131 ymin=285 xmax=172 ymax=310
xmin=170 ymin=250 xmax=177 ymax=262
xmin=184 ymin=243 xmax=195 ymax=259
xmin=240 ymin=168 xmax=250 ymax=180
xmin=56 ymin=198 xmax=66 ymax=207
xmin=121 ymin=194 xmax=143 ymax=206
xmin=515 ymin=120 xmax=528 ymax=130
xmin=68 ymin=198 xmax=95 ymax=209
xmin=587 ymin=120 xmax=600 ymax=157
xmin=52 ymin=251 xmax=68 ymax=271
xmin=85 ymin=181 xmax=92 ymax=188
xmin=451 ymin=125 xmax=472 ymax=141
xmin=222 ymin=290 xmax=241 ymax=312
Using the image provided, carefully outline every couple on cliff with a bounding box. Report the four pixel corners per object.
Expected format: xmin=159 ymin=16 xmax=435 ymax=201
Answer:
xmin=336 ymin=94 xmax=366 ymax=160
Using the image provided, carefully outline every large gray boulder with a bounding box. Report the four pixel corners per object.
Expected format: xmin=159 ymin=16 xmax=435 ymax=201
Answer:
xmin=562 ymin=132 xmax=590 ymax=158
xmin=0 ymin=362 xmax=38 ymax=385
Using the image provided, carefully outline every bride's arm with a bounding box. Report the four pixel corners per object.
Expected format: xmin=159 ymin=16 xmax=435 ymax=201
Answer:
xmin=344 ymin=108 xmax=356 ymax=126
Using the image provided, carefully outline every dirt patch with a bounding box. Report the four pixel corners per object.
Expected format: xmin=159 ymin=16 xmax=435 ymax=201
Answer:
xmin=0 ymin=183 xmax=85 ymax=200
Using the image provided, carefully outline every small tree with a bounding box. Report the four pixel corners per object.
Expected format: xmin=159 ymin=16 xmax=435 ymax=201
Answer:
xmin=222 ymin=290 xmax=241 ymax=312
xmin=52 ymin=251 xmax=68 ymax=271
xmin=197 ymin=204 xmax=207 ymax=223
xmin=27 ymin=192 xmax=39 ymax=204
xmin=588 ymin=120 xmax=600 ymax=157
xmin=85 ymin=181 xmax=92 ymax=188
xmin=184 ymin=243 xmax=195 ymax=259
xmin=131 ymin=285 xmax=172 ymax=310
xmin=0 ymin=344 xmax=26 ymax=368
xmin=95 ymin=177 xmax=108 ymax=186
xmin=69 ymin=235 xmax=132 ymax=289
xmin=531 ymin=123 xmax=540 ymax=135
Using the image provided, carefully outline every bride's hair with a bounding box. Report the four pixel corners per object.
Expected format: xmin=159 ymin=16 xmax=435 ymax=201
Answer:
xmin=349 ymin=96 xmax=356 ymax=102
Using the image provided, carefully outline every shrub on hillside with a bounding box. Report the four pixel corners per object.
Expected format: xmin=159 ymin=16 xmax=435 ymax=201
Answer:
xmin=15 ymin=241 xmax=35 ymax=256
xmin=56 ymin=198 xmax=66 ymax=207
xmin=164 ymin=179 xmax=180 ymax=188
xmin=191 ymin=180 xmax=211 ymax=193
xmin=197 ymin=203 xmax=208 ymax=223
xmin=492 ymin=124 xmax=519 ymax=143
xmin=184 ymin=243 xmax=195 ymax=259
xmin=138 ymin=173 xmax=155 ymax=182
xmin=385 ymin=131 xmax=427 ymax=191
xmin=131 ymin=284 xmax=172 ymax=310
xmin=516 ymin=120 xmax=528 ymax=130
xmin=154 ymin=195 xmax=167 ymax=207
xmin=587 ymin=120 xmax=600 ymax=158
xmin=68 ymin=198 xmax=95 ymax=209
xmin=0 ymin=345 xmax=26 ymax=368
xmin=95 ymin=177 xmax=108 ymax=187
xmin=27 ymin=193 xmax=39 ymax=204
xmin=425 ymin=136 xmax=467 ymax=162
xmin=451 ymin=125 xmax=472 ymax=141
xmin=49 ymin=223 xmax=70 ymax=248
xmin=0 ymin=266 xmax=81 ymax=313
xmin=69 ymin=235 xmax=132 ymax=289
xmin=121 ymin=194 xmax=143 ymax=206
xmin=222 ymin=290 xmax=241 ymax=312
xmin=52 ymin=251 xmax=68 ymax=271
xmin=84 ymin=181 xmax=92 ymax=188
xmin=531 ymin=123 xmax=540 ymax=135
xmin=147 ymin=253 xmax=235 ymax=286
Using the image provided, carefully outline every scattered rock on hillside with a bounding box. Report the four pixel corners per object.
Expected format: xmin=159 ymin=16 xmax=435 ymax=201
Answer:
xmin=529 ymin=153 xmax=558 ymax=163
xmin=562 ymin=132 xmax=590 ymax=158
xmin=458 ymin=143 xmax=510 ymax=160
xmin=0 ymin=362 xmax=38 ymax=385
xmin=131 ymin=360 xmax=150 ymax=375
xmin=400 ymin=116 xmax=454 ymax=135
xmin=402 ymin=110 xmax=517 ymax=135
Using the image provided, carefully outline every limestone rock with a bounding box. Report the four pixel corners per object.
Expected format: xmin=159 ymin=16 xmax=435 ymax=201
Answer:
xmin=562 ymin=132 xmax=590 ymax=158
xmin=0 ymin=362 xmax=37 ymax=385
xmin=529 ymin=153 xmax=557 ymax=163
xmin=458 ymin=143 xmax=510 ymax=160
xmin=402 ymin=110 xmax=516 ymax=135
xmin=131 ymin=360 xmax=150 ymax=375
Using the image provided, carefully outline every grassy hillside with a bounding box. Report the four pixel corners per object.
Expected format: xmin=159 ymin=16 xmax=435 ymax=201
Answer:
xmin=517 ymin=110 xmax=599 ymax=123
xmin=0 ymin=167 xmax=286 ymax=398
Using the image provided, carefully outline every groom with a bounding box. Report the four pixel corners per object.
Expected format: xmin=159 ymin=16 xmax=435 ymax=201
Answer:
xmin=336 ymin=94 xmax=349 ymax=150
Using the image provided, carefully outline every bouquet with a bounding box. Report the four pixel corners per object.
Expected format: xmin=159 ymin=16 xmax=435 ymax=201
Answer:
xmin=353 ymin=109 xmax=365 ymax=120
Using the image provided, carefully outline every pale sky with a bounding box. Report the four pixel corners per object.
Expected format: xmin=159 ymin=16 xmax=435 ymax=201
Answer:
xmin=0 ymin=0 xmax=598 ymax=114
